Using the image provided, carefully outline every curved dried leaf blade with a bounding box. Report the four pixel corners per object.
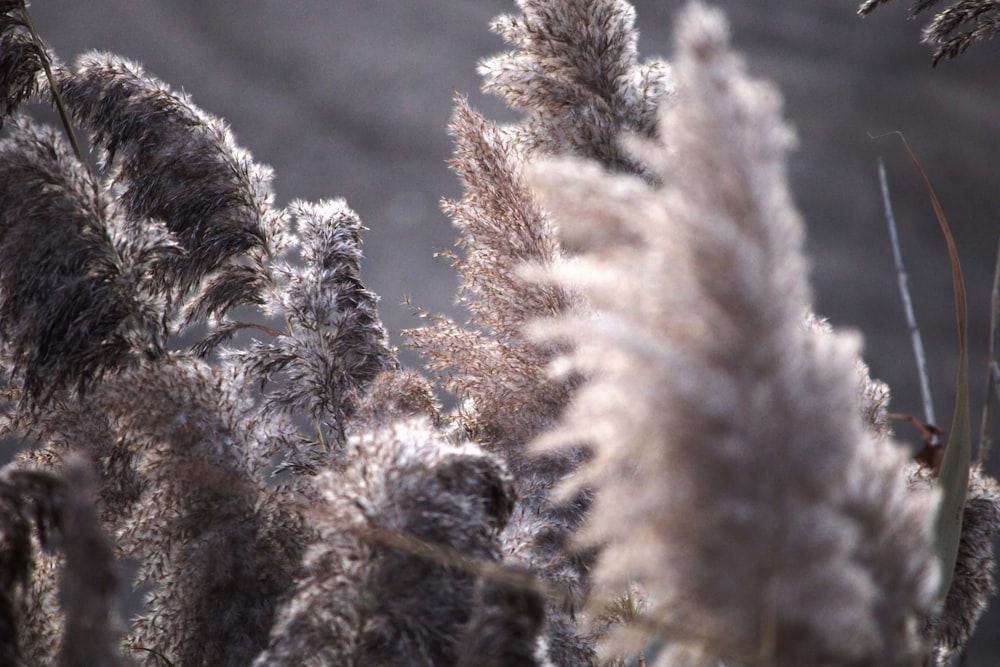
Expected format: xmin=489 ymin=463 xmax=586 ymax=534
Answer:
xmin=900 ymin=134 xmax=970 ymax=603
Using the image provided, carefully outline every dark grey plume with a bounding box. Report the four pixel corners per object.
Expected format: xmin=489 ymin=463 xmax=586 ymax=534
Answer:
xmin=0 ymin=468 xmax=39 ymax=667
xmin=0 ymin=464 xmax=70 ymax=667
xmin=57 ymin=52 xmax=281 ymax=320
xmin=0 ymin=119 xmax=164 ymax=402
xmin=0 ymin=456 xmax=127 ymax=667
xmin=0 ymin=4 xmax=44 ymax=126
xmin=858 ymin=0 xmax=1000 ymax=64
xmin=235 ymin=200 xmax=394 ymax=448
xmin=456 ymin=567 xmax=549 ymax=667
xmin=56 ymin=454 xmax=127 ymax=667
xmin=93 ymin=357 xmax=307 ymax=667
xmin=255 ymin=417 xmax=513 ymax=667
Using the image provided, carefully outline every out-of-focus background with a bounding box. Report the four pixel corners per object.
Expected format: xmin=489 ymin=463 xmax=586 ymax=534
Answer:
xmin=32 ymin=1 xmax=1000 ymax=662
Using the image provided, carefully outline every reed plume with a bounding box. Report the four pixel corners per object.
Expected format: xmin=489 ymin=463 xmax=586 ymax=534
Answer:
xmin=528 ymin=4 xmax=944 ymax=665
xmin=858 ymin=0 xmax=1000 ymax=64
xmin=0 ymin=119 xmax=166 ymax=403
xmin=0 ymin=2 xmax=996 ymax=666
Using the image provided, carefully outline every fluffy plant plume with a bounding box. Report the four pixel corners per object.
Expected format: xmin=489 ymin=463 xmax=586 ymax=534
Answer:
xmin=254 ymin=413 xmax=515 ymax=666
xmin=410 ymin=100 xmax=576 ymax=455
xmin=0 ymin=466 xmax=52 ymax=666
xmin=454 ymin=566 xmax=551 ymax=667
xmin=54 ymin=454 xmax=126 ymax=667
xmin=56 ymin=52 xmax=284 ymax=320
xmin=0 ymin=2 xmax=43 ymax=126
xmin=917 ymin=465 xmax=1000 ymax=662
xmin=858 ymin=0 xmax=1000 ymax=64
xmin=0 ymin=455 xmax=125 ymax=667
xmin=0 ymin=119 xmax=167 ymax=403
xmin=528 ymin=4 xmax=947 ymax=665
xmin=409 ymin=0 xmax=677 ymax=656
xmin=0 ymin=2 xmax=997 ymax=666
xmin=91 ymin=357 xmax=307 ymax=667
xmin=480 ymin=0 xmax=671 ymax=174
xmin=231 ymin=198 xmax=395 ymax=452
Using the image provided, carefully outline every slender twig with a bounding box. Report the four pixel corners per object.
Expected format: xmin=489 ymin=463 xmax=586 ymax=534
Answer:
xmin=978 ymin=237 xmax=1000 ymax=466
xmin=232 ymin=321 xmax=285 ymax=339
xmin=16 ymin=0 xmax=89 ymax=169
xmin=879 ymin=157 xmax=937 ymax=434
xmin=132 ymin=646 xmax=177 ymax=667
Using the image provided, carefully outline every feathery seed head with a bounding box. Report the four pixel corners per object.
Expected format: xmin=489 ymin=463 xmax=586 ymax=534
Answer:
xmin=0 ymin=119 xmax=164 ymax=402
xmin=0 ymin=5 xmax=43 ymax=126
xmin=528 ymin=4 xmax=941 ymax=664
xmin=918 ymin=466 xmax=1000 ymax=661
xmin=94 ymin=357 xmax=306 ymax=667
xmin=233 ymin=199 xmax=395 ymax=450
xmin=257 ymin=416 xmax=513 ymax=666
xmin=58 ymin=52 xmax=281 ymax=319
xmin=481 ymin=0 xmax=672 ymax=173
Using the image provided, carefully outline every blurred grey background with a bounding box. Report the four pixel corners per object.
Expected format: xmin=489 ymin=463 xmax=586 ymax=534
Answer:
xmin=31 ymin=1 xmax=1000 ymax=662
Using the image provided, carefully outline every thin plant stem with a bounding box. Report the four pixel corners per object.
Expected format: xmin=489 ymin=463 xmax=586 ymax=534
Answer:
xmin=978 ymin=237 xmax=1000 ymax=466
xmin=16 ymin=0 xmax=89 ymax=169
xmin=879 ymin=157 xmax=937 ymax=432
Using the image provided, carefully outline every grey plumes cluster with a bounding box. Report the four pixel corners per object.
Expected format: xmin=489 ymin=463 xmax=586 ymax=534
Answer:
xmin=0 ymin=3 xmax=42 ymax=126
xmin=859 ymin=0 xmax=1000 ymax=64
xmin=481 ymin=0 xmax=671 ymax=174
xmin=0 ymin=120 xmax=166 ymax=402
xmin=57 ymin=53 xmax=281 ymax=314
xmin=526 ymin=4 xmax=954 ymax=666
xmin=0 ymin=1 xmax=998 ymax=666
xmin=255 ymin=415 xmax=514 ymax=666
xmin=234 ymin=199 xmax=395 ymax=450
xmin=0 ymin=8 xmax=396 ymax=663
